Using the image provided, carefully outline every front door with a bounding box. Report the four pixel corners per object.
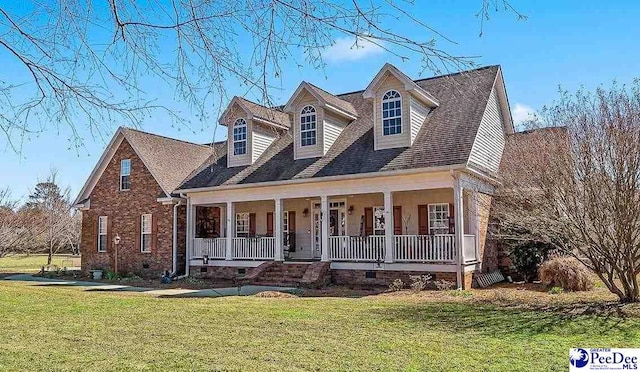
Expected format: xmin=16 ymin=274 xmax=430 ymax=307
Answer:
xmin=312 ymin=208 xmax=322 ymax=258
xmin=311 ymin=200 xmax=347 ymax=259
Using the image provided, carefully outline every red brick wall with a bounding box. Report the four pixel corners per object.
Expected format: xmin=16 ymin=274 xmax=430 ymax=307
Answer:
xmin=81 ymin=139 xmax=179 ymax=277
xmin=330 ymin=269 xmax=455 ymax=286
xmin=189 ymin=265 xmax=257 ymax=280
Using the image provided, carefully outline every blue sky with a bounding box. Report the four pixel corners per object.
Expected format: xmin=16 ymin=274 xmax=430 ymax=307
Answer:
xmin=1 ymin=0 xmax=639 ymax=201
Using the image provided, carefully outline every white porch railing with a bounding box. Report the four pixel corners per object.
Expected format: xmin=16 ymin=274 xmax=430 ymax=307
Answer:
xmin=232 ymin=237 xmax=275 ymax=260
xmin=329 ymin=235 xmax=386 ymax=261
xmin=463 ymin=234 xmax=478 ymax=263
xmin=191 ymin=238 xmax=226 ymax=259
xmin=394 ymin=234 xmax=456 ymax=263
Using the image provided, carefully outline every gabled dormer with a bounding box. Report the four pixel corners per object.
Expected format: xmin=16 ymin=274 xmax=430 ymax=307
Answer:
xmin=220 ymin=97 xmax=290 ymax=167
xmin=284 ymin=82 xmax=358 ymax=160
xmin=363 ymin=64 xmax=439 ymax=151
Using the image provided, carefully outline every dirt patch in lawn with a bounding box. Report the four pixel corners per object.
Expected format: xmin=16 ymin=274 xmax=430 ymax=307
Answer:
xmin=299 ymin=281 xmax=640 ymax=318
xmin=254 ymin=291 xmax=298 ymax=298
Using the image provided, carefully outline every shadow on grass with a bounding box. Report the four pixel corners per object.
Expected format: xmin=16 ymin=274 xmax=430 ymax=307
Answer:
xmin=371 ymin=301 xmax=638 ymax=341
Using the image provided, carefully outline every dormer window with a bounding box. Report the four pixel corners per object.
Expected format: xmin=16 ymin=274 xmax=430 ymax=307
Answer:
xmin=233 ymin=118 xmax=247 ymax=155
xmin=300 ymin=106 xmax=317 ymax=147
xmin=382 ymin=90 xmax=402 ymax=136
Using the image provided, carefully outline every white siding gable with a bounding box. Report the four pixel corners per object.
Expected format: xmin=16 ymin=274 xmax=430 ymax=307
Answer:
xmin=323 ymin=113 xmax=347 ymax=153
xmin=468 ymin=87 xmax=506 ymax=173
xmin=409 ymin=96 xmax=429 ymax=145
xmin=252 ymin=125 xmax=276 ymax=162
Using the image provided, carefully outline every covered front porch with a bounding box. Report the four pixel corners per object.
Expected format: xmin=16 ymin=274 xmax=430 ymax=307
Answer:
xmin=184 ymin=171 xmax=489 ymax=281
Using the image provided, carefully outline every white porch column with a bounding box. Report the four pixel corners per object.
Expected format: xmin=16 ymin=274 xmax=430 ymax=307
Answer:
xmin=320 ymin=195 xmax=330 ymax=262
xmin=274 ymin=198 xmax=284 ymax=261
xmin=473 ymin=190 xmax=480 ymax=264
xmin=185 ymin=198 xmax=193 ymax=276
xmin=225 ymin=201 xmax=234 ymax=260
xmin=453 ymin=177 xmax=465 ymax=289
xmin=383 ymin=190 xmax=394 ymax=263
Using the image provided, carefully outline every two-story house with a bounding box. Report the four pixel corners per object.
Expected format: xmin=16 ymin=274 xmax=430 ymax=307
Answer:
xmin=74 ymin=63 xmax=513 ymax=289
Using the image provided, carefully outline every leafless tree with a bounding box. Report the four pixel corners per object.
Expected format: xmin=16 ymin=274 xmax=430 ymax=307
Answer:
xmin=0 ymin=1 xmax=524 ymax=151
xmin=0 ymin=188 xmax=39 ymax=258
xmin=25 ymin=169 xmax=79 ymax=265
xmin=495 ymin=81 xmax=640 ymax=303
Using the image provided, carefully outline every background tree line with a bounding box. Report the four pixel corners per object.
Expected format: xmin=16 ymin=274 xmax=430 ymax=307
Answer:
xmin=0 ymin=170 xmax=80 ymax=265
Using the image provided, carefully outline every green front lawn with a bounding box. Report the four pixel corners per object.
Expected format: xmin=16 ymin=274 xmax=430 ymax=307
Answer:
xmin=0 ymin=254 xmax=80 ymax=273
xmin=0 ymin=281 xmax=637 ymax=371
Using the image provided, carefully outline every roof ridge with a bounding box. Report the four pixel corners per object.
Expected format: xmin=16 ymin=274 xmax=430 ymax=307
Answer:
xmin=334 ymin=64 xmax=500 ymax=98
xmin=237 ymin=96 xmax=286 ymax=113
xmin=122 ymin=127 xmax=212 ymax=148
xmin=306 ymin=81 xmax=342 ymax=99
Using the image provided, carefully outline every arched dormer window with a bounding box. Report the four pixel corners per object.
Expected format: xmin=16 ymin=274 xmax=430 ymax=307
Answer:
xmin=300 ymin=105 xmax=317 ymax=147
xmin=382 ymin=90 xmax=402 ymax=135
xmin=233 ymin=118 xmax=247 ymax=155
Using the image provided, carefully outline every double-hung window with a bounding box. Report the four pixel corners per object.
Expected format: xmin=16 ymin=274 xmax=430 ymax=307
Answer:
xmin=97 ymin=216 xmax=108 ymax=252
xmin=141 ymin=214 xmax=152 ymax=252
xmin=382 ymin=90 xmax=402 ymax=135
xmin=428 ymin=204 xmax=450 ymax=235
xmin=233 ymin=118 xmax=247 ymax=155
xmin=236 ymin=212 xmax=250 ymax=237
xmin=300 ymin=106 xmax=317 ymax=146
xmin=120 ymin=159 xmax=131 ymax=190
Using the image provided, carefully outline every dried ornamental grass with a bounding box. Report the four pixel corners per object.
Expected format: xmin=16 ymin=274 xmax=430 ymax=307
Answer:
xmin=539 ymin=257 xmax=594 ymax=291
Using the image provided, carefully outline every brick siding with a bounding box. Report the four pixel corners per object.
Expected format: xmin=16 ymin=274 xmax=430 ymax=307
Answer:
xmin=80 ymin=139 xmax=185 ymax=277
xmin=189 ymin=265 xmax=258 ymax=280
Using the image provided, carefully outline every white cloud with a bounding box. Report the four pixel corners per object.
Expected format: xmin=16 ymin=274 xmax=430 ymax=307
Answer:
xmin=323 ymin=37 xmax=384 ymax=63
xmin=511 ymin=103 xmax=536 ymax=124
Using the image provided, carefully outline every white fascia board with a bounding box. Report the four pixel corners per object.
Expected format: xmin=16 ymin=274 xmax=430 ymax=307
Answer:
xmin=177 ymin=163 xmax=466 ymax=195
xmin=157 ymin=196 xmax=186 ymax=205
xmin=218 ymin=96 xmax=251 ymax=126
xmin=252 ymin=116 xmax=289 ymax=130
xmin=324 ymin=104 xmax=358 ymax=120
xmin=283 ymin=82 xmax=325 ymax=112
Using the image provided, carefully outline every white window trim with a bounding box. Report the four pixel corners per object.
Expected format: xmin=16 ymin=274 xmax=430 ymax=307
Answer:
xmin=427 ymin=203 xmax=450 ymax=235
xmin=120 ymin=159 xmax=131 ymax=191
xmin=300 ymin=105 xmax=317 ymax=147
xmin=381 ymin=90 xmax=402 ymax=136
xmin=282 ymin=210 xmax=289 ymax=235
xmin=236 ymin=212 xmax=250 ymax=237
xmin=141 ymin=213 xmax=152 ymax=253
xmin=97 ymin=216 xmax=108 ymax=253
xmin=233 ymin=118 xmax=248 ymax=156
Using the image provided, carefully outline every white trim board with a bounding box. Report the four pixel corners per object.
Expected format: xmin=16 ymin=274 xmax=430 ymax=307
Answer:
xmin=187 ymin=170 xmax=458 ymax=205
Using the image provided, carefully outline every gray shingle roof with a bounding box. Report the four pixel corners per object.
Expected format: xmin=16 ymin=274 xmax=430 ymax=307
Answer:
xmin=121 ymin=128 xmax=213 ymax=195
xmin=236 ymin=97 xmax=291 ymax=128
xmin=178 ymin=65 xmax=500 ymax=191
xmin=305 ymin=82 xmax=358 ymax=117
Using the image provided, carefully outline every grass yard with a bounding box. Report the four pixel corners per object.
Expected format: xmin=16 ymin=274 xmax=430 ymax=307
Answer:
xmin=0 ymin=280 xmax=639 ymax=371
xmin=0 ymin=254 xmax=80 ymax=274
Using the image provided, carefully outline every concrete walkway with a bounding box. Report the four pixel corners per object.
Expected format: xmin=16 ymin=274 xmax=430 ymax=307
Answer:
xmin=3 ymin=274 xmax=300 ymax=298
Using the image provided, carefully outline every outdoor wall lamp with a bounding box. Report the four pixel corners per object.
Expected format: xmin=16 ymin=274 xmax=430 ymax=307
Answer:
xmin=302 ymin=208 xmax=309 ymax=217
xmin=348 ymin=206 xmax=354 ymax=215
